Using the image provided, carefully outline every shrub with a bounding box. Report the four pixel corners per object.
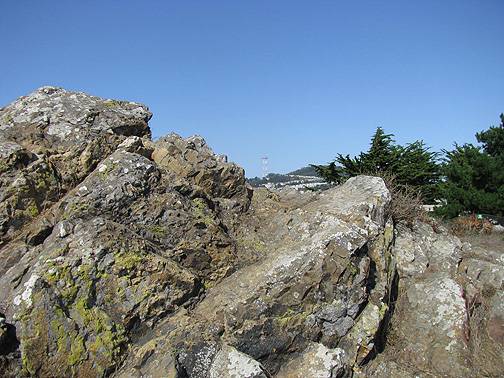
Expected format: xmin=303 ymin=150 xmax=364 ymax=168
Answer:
xmin=450 ymin=214 xmax=493 ymax=236
xmin=377 ymin=173 xmax=425 ymax=228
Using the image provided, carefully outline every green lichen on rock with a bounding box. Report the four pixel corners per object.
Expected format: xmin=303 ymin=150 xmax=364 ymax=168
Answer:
xmin=275 ymin=308 xmax=310 ymax=328
xmin=236 ymin=236 xmax=267 ymax=253
xmin=18 ymin=293 xmax=50 ymax=376
xmin=192 ymin=198 xmax=215 ymax=226
xmin=24 ymin=202 xmax=39 ymax=218
xmin=50 ymin=316 xmax=87 ymax=366
xmin=114 ymin=249 xmax=144 ymax=272
xmin=0 ymin=160 xmax=9 ymax=173
xmin=378 ymin=302 xmax=388 ymax=318
xmin=2 ymin=114 xmax=13 ymax=124
xmin=97 ymin=161 xmax=119 ymax=180
xmin=61 ymin=202 xmax=90 ymax=220
xmin=34 ymin=168 xmax=58 ymax=191
xmin=43 ymin=262 xmax=80 ymax=303
xmin=74 ymin=297 xmax=127 ymax=366
xmin=103 ymin=99 xmax=127 ymax=108
xmin=35 ymin=257 xmax=127 ymax=373
xmin=68 ymin=334 xmax=86 ymax=366
xmin=146 ymin=224 xmax=167 ymax=236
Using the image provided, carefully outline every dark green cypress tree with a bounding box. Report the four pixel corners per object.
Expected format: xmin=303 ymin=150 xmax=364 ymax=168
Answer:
xmin=476 ymin=113 xmax=504 ymax=157
xmin=437 ymin=114 xmax=504 ymax=217
xmin=359 ymin=127 xmax=400 ymax=173
xmin=312 ymin=127 xmax=440 ymax=202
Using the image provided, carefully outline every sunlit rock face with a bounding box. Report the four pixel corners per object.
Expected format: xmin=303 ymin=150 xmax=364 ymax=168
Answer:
xmin=0 ymin=88 xmax=502 ymax=377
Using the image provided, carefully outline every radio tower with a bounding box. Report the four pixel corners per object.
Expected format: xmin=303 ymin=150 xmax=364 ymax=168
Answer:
xmin=261 ymin=156 xmax=269 ymax=179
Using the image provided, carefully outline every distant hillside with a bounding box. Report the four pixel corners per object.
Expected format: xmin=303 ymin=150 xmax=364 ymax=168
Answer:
xmin=247 ymin=166 xmax=329 ymax=191
xmin=287 ymin=166 xmax=319 ymax=177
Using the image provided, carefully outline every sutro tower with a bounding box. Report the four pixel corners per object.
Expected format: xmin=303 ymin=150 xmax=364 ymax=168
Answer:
xmin=261 ymin=156 xmax=269 ymax=179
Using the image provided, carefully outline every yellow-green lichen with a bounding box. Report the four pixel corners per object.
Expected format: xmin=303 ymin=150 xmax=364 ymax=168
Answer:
xmin=192 ymin=198 xmax=215 ymax=226
xmin=275 ymin=308 xmax=310 ymax=328
xmin=3 ymin=114 xmax=14 ymax=124
xmin=68 ymin=334 xmax=86 ymax=366
xmin=114 ymin=250 xmax=144 ymax=272
xmin=25 ymin=202 xmax=39 ymax=218
xmin=19 ymin=297 xmax=48 ymax=375
xmin=74 ymin=297 xmax=127 ymax=362
xmin=62 ymin=202 xmax=90 ymax=220
xmin=0 ymin=160 xmax=9 ymax=173
xmin=44 ymin=263 xmax=80 ymax=303
xmin=50 ymin=316 xmax=87 ymax=366
xmin=146 ymin=225 xmax=167 ymax=237
xmin=34 ymin=169 xmax=57 ymax=191
xmin=103 ymin=99 xmax=126 ymax=108
xmin=347 ymin=262 xmax=359 ymax=277
xmin=97 ymin=161 xmax=119 ymax=180
xmin=21 ymin=350 xmax=35 ymax=376
xmin=237 ymin=237 xmax=267 ymax=253
xmin=379 ymin=302 xmax=388 ymax=318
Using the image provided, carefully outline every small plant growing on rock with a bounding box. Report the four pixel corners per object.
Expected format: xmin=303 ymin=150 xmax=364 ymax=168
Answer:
xmin=379 ymin=173 xmax=425 ymax=228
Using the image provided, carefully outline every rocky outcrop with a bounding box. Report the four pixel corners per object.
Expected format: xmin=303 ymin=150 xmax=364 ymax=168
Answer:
xmin=0 ymin=87 xmax=152 ymax=246
xmin=0 ymin=88 xmax=249 ymax=377
xmin=363 ymin=223 xmax=504 ymax=377
xmin=0 ymin=88 xmax=502 ymax=377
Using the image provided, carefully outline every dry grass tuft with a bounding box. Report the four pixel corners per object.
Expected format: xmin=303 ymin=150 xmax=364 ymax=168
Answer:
xmin=450 ymin=214 xmax=493 ymax=236
xmin=375 ymin=173 xmax=425 ymax=228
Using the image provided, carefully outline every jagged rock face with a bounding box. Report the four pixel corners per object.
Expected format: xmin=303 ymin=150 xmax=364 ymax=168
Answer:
xmin=0 ymin=88 xmax=249 ymax=377
xmin=363 ymin=223 xmax=504 ymax=377
xmin=152 ymin=133 xmax=252 ymax=220
xmin=0 ymin=88 xmax=503 ymax=377
xmin=115 ymin=176 xmax=395 ymax=377
xmin=0 ymin=87 xmax=152 ymax=245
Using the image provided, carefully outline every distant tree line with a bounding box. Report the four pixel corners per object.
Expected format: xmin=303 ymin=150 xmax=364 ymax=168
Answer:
xmin=312 ymin=114 xmax=504 ymax=218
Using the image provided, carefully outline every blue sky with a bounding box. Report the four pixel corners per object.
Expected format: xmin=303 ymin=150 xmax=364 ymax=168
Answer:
xmin=1 ymin=1 xmax=503 ymax=177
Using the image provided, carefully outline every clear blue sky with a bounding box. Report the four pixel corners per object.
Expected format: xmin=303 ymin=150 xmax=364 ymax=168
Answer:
xmin=1 ymin=1 xmax=503 ymax=177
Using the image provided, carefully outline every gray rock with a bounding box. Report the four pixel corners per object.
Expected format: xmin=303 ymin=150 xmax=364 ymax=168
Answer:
xmin=209 ymin=345 xmax=267 ymax=378
xmin=276 ymin=342 xmax=347 ymax=378
xmin=382 ymin=274 xmax=471 ymax=377
xmin=394 ymin=222 xmax=462 ymax=279
xmin=0 ymin=87 xmax=153 ymax=244
xmin=153 ymin=133 xmax=249 ymax=203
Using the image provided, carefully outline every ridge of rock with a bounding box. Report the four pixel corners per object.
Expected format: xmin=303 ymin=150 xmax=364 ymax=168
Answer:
xmin=0 ymin=88 xmax=502 ymax=377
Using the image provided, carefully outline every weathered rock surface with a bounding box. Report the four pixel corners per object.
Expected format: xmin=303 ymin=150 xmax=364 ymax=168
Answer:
xmin=0 ymin=88 xmax=502 ymax=377
xmin=0 ymin=86 xmax=152 ymax=245
xmin=363 ymin=223 xmax=504 ymax=377
xmin=276 ymin=342 xmax=346 ymax=378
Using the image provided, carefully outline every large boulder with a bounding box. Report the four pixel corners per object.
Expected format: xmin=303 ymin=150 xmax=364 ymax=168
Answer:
xmin=0 ymin=87 xmax=152 ymax=244
xmin=0 ymin=88 xmax=249 ymax=376
xmin=364 ymin=222 xmax=504 ymax=377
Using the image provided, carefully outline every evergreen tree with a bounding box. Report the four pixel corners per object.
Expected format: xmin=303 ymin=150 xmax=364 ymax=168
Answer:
xmin=437 ymin=115 xmax=504 ymax=217
xmin=359 ymin=127 xmax=400 ymax=173
xmin=475 ymin=113 xmax=504 ymax=157
xmin=394 ymin=141 xmax=440 ymax=201
xmin=312 ymin=127 xmax=398 ymax=183
xmin=312 ymin=127 xmax=440 ymax=202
